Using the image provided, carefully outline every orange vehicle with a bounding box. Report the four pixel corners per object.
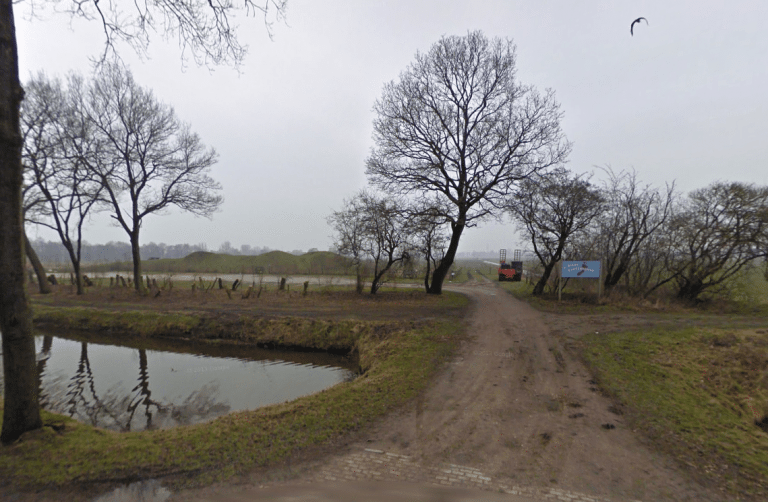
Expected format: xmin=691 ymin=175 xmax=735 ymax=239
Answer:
xmin=498 ymin=249 xmax=522 ymax=282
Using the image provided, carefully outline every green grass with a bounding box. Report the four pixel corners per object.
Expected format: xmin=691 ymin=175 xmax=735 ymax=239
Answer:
xmin=494 ymin=267 xmax=768 ymax=316
xmin=579 ymin=326 xmax=768 ymax=499
xmin=31 ymin=305 xmax=201 ymax=337
xmin=2 ymin=293 xmax=470 ymax=492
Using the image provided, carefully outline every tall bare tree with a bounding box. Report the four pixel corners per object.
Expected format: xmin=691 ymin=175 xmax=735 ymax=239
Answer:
xmin=507 ymin=168 xmax=604 ymax=295
xmin=366 ymin=30 xmax=571 ymax=295
xmin=22 ymin=73 xmax=104 ymax=295
xmin=80 ymin=63 xmax=222 ymax=291
xmin=1 ymin=0 xmax=286 ymax=444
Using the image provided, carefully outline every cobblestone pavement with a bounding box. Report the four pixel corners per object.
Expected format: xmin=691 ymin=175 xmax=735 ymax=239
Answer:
xmin=268 ymin=446 xmax=645 ymax=502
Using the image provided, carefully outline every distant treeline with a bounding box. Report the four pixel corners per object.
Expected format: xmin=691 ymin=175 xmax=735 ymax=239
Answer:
xmin=28 ymin=239 xmax=283 ymax=265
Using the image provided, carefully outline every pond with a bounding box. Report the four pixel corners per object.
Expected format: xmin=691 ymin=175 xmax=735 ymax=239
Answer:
xmin=0 ymin=332 xmax=358 ymax=432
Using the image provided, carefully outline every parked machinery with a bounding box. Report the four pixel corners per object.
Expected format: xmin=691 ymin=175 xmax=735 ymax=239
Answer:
xmin=498 ymin=249 xmax=522 ymax=282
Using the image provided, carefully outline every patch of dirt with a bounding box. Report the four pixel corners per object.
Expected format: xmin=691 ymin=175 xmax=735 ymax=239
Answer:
xmin=169 ymin=277 xmax=754 ymax=502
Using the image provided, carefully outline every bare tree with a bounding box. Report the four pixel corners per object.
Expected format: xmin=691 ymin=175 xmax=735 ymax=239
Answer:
xmin=1 ymin=0 xmax=286 ymax=444
xmin=327 ymin=193 xmax=367 ymax=293
xmin=647 ymin=182 xmax=768 ymax=302
xmin=21 ymin=73 xmax=104 ymax=295
xmin=405 ymin=198 xmax=451 ymax=292
xmin=366 ymin=30 xmax=571 ymax=295
xmin=507 ymin=168 xmax=604 ymax=295
xmin=79 ymin=63 xmax=222 ymax=292
xmin=328 ymin=190 xmax=411 ymax=294
xmin=358 ymin=192 xmax=411 ymax=294
xmin=593 ymin=166 xmax=677 ymax=292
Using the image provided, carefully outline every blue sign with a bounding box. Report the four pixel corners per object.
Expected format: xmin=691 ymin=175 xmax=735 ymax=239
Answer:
xmin=562 ymin=261 xmax=601 ymax=278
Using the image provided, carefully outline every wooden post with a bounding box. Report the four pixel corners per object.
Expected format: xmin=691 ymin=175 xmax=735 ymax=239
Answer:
xmin=557 ymin=260 xmax=562 ymax=302
xmin=597 ymin=260 xmax=602 ymax=301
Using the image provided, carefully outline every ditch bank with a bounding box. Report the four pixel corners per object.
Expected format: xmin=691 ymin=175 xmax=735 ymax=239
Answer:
xmin=31 ymin=305 xmax=436 ymax=361
xmin=1 ymin=298 xmax=470 ymax=499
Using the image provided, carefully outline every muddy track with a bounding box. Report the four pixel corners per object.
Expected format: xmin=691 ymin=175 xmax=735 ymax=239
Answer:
xmin=176 ymin=276 xmax=734 ymax=502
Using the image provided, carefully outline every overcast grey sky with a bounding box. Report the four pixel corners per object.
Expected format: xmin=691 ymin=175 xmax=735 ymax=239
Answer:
xmin=17 ymin=0 xmax=768 ymax=255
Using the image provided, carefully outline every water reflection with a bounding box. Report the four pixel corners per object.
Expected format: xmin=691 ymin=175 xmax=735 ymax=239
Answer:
xmin=3 ymin=332 xmax=358 ymax=432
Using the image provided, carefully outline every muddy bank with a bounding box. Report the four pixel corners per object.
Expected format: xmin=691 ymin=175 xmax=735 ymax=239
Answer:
xmin=31 ymin=305 xmax=428 ymax=362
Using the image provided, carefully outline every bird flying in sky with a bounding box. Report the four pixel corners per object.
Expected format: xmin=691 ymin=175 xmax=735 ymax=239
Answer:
xmin=631 ymin=17 xmax=648 ymax=36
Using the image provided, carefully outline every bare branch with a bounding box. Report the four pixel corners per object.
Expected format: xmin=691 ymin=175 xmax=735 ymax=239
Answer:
xmin=51 ymin=0 xmax=288 ymax=69
xmin=365 ymin=31 xmax=570 ymax=294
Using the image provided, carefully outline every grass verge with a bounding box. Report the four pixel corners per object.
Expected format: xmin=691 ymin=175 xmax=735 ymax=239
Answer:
xmin=497 ymin=279 xmax=768 ymax=316
xmin=579 ymin=326 xmax=768 ymax=500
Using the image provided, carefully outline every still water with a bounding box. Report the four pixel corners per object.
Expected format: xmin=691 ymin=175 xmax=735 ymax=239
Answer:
xmin=0 ymin=332 xmax=358 ymax=432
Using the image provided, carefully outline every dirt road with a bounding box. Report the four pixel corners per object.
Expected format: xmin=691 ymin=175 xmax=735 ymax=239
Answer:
xmin=173 ymin=276 xmax=731 ymax=502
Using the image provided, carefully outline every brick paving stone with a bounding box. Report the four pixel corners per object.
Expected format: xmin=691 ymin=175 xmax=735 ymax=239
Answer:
xmin=299 ymin=447 xmax=639 ymax=502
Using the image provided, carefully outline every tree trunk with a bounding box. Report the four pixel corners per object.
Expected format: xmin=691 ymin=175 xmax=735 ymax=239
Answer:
xmin=72 ymin=259 xmax=83 ymax=295
xmin=604 ymin=257 xmax=630 ymax=289
xmin=427 ymin=221 xmax=465 ymax=295
xmin=676 ymin=278 xmax=704 ymax=302
xmin=533 ymin=261 xmax=558 ymax=295
xmin=60 ymin=240 xmax=84 ymax=295
xmin=130 ymin=231 xmax=144 ymax=292
xmin=23 ymin=229 xmax=51 ymax=294
xmin=370 ymin=258 xmax=396 ymax=294
xmin=0 ymin=0 xmax=43 ymax=444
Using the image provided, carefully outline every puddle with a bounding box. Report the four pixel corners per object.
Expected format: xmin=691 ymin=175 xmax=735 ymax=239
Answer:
xmin=1 ymin=331 xmax=358 ymax=432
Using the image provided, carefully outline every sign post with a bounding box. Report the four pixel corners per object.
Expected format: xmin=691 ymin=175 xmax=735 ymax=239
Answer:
xmin=560 ymin=261 xmax=602 ymax=302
